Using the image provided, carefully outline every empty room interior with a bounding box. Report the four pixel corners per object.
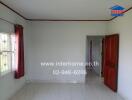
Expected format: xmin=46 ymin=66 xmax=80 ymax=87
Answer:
xmin=0 ymin=0 xmax=132 ymax=100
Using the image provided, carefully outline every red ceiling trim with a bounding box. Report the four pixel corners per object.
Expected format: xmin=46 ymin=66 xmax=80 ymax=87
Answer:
xmin=0 ymin=1 xmax=132 ymax=21
xmin=27 ymin=19 xmax=110 ymax=21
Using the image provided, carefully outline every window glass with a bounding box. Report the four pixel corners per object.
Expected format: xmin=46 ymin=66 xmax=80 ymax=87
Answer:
xmin=0 ymin=33 xmax=16 ymax=75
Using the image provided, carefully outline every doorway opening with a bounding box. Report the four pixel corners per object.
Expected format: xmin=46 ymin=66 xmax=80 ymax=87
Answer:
xmin=85 ymin=34 xmax=119 ymax=92
xmin=86 ymin=36 xmax=104 ymax=77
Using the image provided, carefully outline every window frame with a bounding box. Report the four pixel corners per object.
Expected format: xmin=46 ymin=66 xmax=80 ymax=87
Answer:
xmin=0 ymin=32 xmax=15 ymax=76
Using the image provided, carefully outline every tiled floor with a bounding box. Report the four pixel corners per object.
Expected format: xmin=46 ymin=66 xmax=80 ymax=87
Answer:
xmin=10 ymin=71 xmax=124 ymax=100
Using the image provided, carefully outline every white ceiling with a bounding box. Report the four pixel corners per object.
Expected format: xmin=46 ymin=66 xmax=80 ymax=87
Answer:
xmin=1 ymin=0 xmax=132 ymax=20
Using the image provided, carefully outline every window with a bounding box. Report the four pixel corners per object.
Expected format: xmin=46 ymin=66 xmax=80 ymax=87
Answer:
xmin=0 ymin=33 xmax=16 ymax=75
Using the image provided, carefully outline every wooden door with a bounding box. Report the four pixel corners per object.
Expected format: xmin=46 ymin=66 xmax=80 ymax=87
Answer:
xmin=103 ymin=34 xmax=119 ymax=92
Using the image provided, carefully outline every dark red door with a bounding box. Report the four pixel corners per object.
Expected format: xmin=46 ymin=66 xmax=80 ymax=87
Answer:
xmin=103 ymin=34 xmax=119 ymax=92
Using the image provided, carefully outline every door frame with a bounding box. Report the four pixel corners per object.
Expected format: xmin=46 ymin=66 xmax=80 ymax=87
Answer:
xmin=101 ymin=38 xmax=105 ymax=77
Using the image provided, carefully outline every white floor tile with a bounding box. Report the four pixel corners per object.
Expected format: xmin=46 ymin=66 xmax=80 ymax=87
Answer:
xmin=10 ymin=71 xmax=124 ymax=100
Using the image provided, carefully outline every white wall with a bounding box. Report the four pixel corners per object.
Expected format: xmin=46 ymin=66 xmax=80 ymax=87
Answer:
xmin=108 ymin=10 xmax=132 ymax=100
xmin=27 ymin=21 xmax=108 ymax=83
xmin=0 ymin=3 xmax=28 ymax=100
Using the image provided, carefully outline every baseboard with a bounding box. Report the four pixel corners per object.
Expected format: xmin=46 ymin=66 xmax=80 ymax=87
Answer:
xmin=26 ymin=79 xmax=85 ymax=84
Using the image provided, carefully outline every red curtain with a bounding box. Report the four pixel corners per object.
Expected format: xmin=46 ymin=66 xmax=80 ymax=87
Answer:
xmin=14 ymin=25 xmax=25 ymax=79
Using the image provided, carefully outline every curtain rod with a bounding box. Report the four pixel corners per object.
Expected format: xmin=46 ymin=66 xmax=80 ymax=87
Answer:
xmin=0 ymin=17 xmax=16 ymax=25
